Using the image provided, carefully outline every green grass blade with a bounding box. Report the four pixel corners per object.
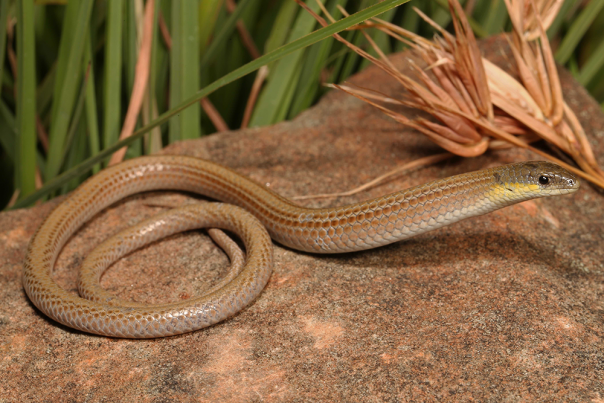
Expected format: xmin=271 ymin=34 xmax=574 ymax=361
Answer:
xmin=483 ymin=0 xmax=508 ymax=35
xmin=103 ymin=0 xmax=123 ymax=149
xmin=45 ymin=0 xmax=94 ymax=180
xmin=276 ymin=60 xmax=303 ymax=121
xmin=15 ymin=0 xmax=37 ymax=197
xmin=170 ymin=0 xmax=201 ymax=141
xmin=61 ymin=117 xmax=88 ymax=194
xmin=577 ymin=38 xmax=604 ymax=87
xmin=199 ymin=0 xmax=223 ymax=54
xmin=36 ymin=65 xmax=56 ymax=121
xmin=591 ymin=66 xmax=604 ymax=102
xmin=155 ymin=0 xmax=171 ymax=115
xmin=124 ymin=0 xmax=137 ymax=94
xmin=200 ymin=0 xmax=267 ymax=126
xmin=555 ymin=0 xmax=604 ymax=64
xmin=0 ymin=99 xmax=15 ymax=161
xmin=146 ymin=0 xmax=162 ymax=155
xmin=287 ymin=41 xmax=331 ymax=117
xmin=264 ymin=0 xmax=298 ymax=55
xmin=568 ymin=54 xmax=579 ymax=76
xmin=400 ymin=0 xmax=421 ymax=31
xmin=429 ymin=0 xmax=453 ymax=30
xmin=396 ymin=1 xmax=427 ymax=51
xmin=289 ymin=0 xmax=347 ymax=117
xmin=202 ymin=21 xmax=248 ymax=127
xmin=333 ymin=0 xmax=374 ymax=82
xmin=547 ymin=0 xmax=579 ymax=39
xmin=123 ymin=0 xmax=142 ymax=159
xmin=10 ymin=0 xmax=411 ymax=209
xmin=0 ymin=0 xmax=8 ymax=100
xmin=154 ymin=43 xmax=170 ymax=116
xmin=61 ymin=66 xmax=89 ymax=168
xmin=83 ymin=37 xmax=101 ymax=174
xmin=200 ymin=0 xmax=254 ymax=69
xmin=0 ymin=98 xmax=46 ymax=174
xmin=33 ymin=6 xmax=60 ymax=69
xmin=50 ymin=0 xmax=80 ymax=117
xmin=250 ymin=0 xmax=322 ymax=127
xmin=169 ymin=1 xmax=181 ymax=141
xmin=326 ymin=29 xmax=355 ymax=82
xmin=338 ymin=30 xmax=362 ymax=81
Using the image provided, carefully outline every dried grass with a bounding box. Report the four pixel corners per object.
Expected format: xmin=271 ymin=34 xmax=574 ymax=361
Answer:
xmin=297 ymin=0 xmax=604 ymax=193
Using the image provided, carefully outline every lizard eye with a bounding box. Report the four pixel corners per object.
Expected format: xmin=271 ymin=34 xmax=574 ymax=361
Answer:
xmin=538 ymin=176 xmax=549 ymax=185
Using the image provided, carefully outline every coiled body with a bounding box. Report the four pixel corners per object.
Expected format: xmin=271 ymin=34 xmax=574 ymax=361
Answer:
xmin=22 ymin=156 xmax=578 ymax=338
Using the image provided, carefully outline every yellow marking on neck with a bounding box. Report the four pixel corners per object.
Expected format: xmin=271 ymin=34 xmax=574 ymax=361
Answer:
xmin=486 ymin=183 xmax=539 ymax=201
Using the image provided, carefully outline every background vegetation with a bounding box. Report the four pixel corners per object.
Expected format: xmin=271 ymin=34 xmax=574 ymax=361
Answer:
xmin=1 ymin=0 xmax=603 ymax=209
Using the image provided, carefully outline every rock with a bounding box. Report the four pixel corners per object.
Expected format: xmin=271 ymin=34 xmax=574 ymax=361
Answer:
xmin=1 ymin=36 xmax=603 ymax=401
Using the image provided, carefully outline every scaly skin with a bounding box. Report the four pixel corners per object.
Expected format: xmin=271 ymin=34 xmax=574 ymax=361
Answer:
xmin=22 ymin=156 xmax=579 ymax=338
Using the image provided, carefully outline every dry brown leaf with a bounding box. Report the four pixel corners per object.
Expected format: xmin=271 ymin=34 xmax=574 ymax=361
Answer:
xmin=299 ymin=0 xmax=604 ymax=189
xmin=241 ymin=65 xmax=269 ymax=129
xmin=109 ymin=0 xmax=155 ymax=166
xmin=226 ymin=0 xmax=261 ymax=59
xmin=201 ymin=98 xmax=229 ymax=132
